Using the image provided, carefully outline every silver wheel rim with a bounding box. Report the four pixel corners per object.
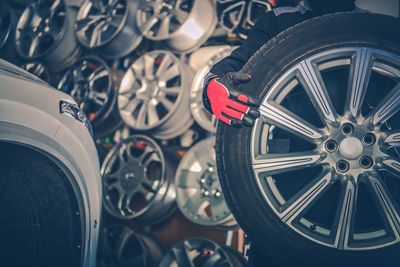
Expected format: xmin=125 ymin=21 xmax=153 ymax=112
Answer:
xmin=175 ymin=137 xmax=236 ymax=228
xmin=190 ymin=46 xmax=235 ymax=133
xmin=118 ymin=50 xmax=193 ymax=139
xmin=15 ymin=0 xmax=66 ymax=59
xmin=136 ymin=0 xmax=217 ymax=52
xmin=21 ymin=62 xmax=50 ymax=83
xmin=216 ymin=0 xmax=272 ymax=39
xmin=251 ymin=47 xmax=400 ymax=250
xmin=101 ymin=135 xmax=174 ymax=220
xmin=76 ymin=0 xmax=143 ymax=59
xmin=58 ymin=56 xmax=114 ymax=126
xmin=159 ymin=238 xmax=236 ymax=267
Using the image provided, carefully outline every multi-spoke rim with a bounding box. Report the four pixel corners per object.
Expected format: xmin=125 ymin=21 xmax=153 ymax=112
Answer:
xmin=175 ymin=137 xmax=236 ymax=228
xmin=21 ymin=62 xmax=50 ymax=83
xmin=159 ymin=238 xmax=237 ymax=267
xmin=15 ymin=0 xmax=66 ymax=59
xmin=190 ymin=46 xmax=235 ymax=133
xmin=58 ymin=56 xmax=113 ymax=126
xmin=216 ymin=0 xmax=272 ymax=39
xmin=251 ymin=47 xmax=400 ymax=250
xmin=76 ymin=0 xmax=127 ymax=48
xmin=136 ymin=0 xmax=217 ymax=52
xmin=0 ymin=1 xmax=12 ymax=50
xmin=100 ymin=224 xmax=163 ymax=267
xmin=118 ymin=50 xmax=185 ymax=131
xmin=101 ymin=135 xmax=169 ymax=220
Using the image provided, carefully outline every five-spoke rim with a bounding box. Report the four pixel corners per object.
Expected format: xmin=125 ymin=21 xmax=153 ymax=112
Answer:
xmin=251 ymin=47 xmax=400 ymax=250
xmin=16 ymin=0 xmax=66 ymax=59
xmin=101 ymin=135 xmax=166 ymax=219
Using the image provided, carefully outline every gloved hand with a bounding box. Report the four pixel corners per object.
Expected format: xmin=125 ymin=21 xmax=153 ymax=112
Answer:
xmin=203 ymin=72 xmax=260 ymax=127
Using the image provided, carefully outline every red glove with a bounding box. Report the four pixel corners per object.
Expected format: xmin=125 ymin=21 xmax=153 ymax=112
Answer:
xmin=203 ymin=72 xmax=260 ymax=127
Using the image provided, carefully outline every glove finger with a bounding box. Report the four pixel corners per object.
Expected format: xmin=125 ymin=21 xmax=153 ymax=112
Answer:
xmin=217 ymin=114 xmax=232 ymax=126
xmin=242 ymin=114 xmax=257 ymax=127
xmin=227 ymin=99 xmax=250 ymax=113
xmin=229 ymin=91 xmax=258 ymax=107
xmin=227 ymin=72 xmax=251 ymax=84
xmin=222 ymin=107 xmax=245 ymax=120
xmin=247 ymin=108 xmax=260 ymax=119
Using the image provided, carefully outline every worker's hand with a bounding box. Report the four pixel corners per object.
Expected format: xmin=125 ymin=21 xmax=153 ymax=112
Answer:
xmin=203 ymin=72 xmax=260 ymax=127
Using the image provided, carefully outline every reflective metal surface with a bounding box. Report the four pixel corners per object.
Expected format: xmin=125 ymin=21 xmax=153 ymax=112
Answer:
xmin=58 ymin=56 xmax=118 ymax=133
xmin=159 ymin=238 xmax=245 ymax=267
xmin=15 ymin=0 xmax=81 ymax=70
xmin=21 ymin=62 xmax=50 ymax=83
xmin=118 ymin=50 xmax=193 ymax=140
xmin=136 ymin=0 xmax=217 ymax=52
xmin=216 ymin=0 xmax=272 ymax=39
xmin=251 ymin=47 xmax=400 ymax=250
xmin=101 ymin=135 xmax=176 ymax=222
xmin=76 ymin=0 xmax=143 ymax=59
xmin=175 ymin=137 xmax=237 ymax=228
xmin=190 ymin=46 xmax=235 ymax=133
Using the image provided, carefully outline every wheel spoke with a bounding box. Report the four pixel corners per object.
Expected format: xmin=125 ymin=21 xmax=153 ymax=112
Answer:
xmin=333 ymin=180 xmax=356 ymax=249
xmin=345 ymin=48 xmax=374 ymax=118
xmin=366 ymin=174 xmax=400 ymax=240
xmin=252 ymin=152 xmax=324 ymax=176
xmin=139 ymin=15 xmax=159 ymax=34
xmin=28 ymin=34 xmax=42 ymax=57
xmin=156 ymin=53 xmax=172 ymax=77
xmin=159 ymin=63 xmax=180 ymax=83
xmin=135 ymin=103 xmax=147 ymax=128
xmin=281 ymin=172 xmax=333 ymax=223
xmin=384 ymin=132 xmax=400 ymax=147
xmin=117 ymin=192 xmax=127 ymax=216
xmin=298 ymin=60 xmax=337 ymax=123
xmin=143 ymin=54 xmax=155 ymax=80
xmin=89 ymin=67 xmax=109 ymax=84
xmin=171 ymin=241 xmax=195 ymax=267
xmin=115 ymin=227 xmax=133 ymax=259
xmin=176 ymin=169 xmax=200 ymax=189
xmin=382 ymin=158 xmax=400 ymax=176
xmin=369 ymin=82 xmax=400 ymax=126
xmin=157 ymin=15 xmax=171 ymax=38
xmin=183 ymin=191 xmax=202 ymax=214
xmin=159 ymin=96 xmax=175 ymax=111
xmin=89 ymin=91 xmax=108 ymax=106
xmin=89 ymin=22 xmax=105 ymax=47
xmin=259 ymin=102 xmax=324 ymax=143
xmin=146 ymin=101 xmax=159 ymax=125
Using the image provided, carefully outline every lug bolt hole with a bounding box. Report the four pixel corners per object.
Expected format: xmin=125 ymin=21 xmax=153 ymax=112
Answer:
xmin=360 ymin=156 xmax=374 ymax=169
xmin=336 ymin=160 xmax=350 ymax=173
xmin=362 ymin=133 xmax=376 ymax=146
xmin=341 ymin=123 xmax=354 ymax=135
xmin=325 ymin=140 xmax=338 ymax=153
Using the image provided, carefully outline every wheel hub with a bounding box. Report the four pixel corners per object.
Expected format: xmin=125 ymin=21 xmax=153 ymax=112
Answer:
xmin=339 ymin=137 xmax=364 ymax=160
xmin=120 ymin=163 xmax=142 ymax=190
xmin=199 ymin=166 xmax=221 ymax=198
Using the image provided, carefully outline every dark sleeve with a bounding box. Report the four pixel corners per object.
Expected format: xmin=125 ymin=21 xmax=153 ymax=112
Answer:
xmin=209 ymin=11 xmax=278 ymax=76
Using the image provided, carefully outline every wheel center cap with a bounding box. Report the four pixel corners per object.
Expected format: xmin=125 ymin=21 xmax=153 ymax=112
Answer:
xmin=339 ymin=137 xmax=363 ymax=160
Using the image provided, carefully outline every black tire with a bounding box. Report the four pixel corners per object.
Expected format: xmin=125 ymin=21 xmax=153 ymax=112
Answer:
xmin=0 ymin=142 xmax=81 ymax=267
xmin=216 ymin=12 xmax=400 ymax=267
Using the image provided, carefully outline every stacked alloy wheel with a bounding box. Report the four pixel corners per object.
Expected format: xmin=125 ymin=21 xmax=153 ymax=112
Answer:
xmin=159 ymin=238 xmax=245 ymax=267
xmin=175 ymin=137 xmax=238 ymax=229
xmin=15 ymin=0 xmax=82 ymax=71
xmin=58 ymin=56 xmax=122 ymax=137
xmin=101 ymin=135 xmax=177 ymax=223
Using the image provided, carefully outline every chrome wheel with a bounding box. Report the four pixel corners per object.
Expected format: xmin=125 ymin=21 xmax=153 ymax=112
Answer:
xmin=15 ymin=0 xmax=81 ymax=70
xmin=21 ymin=62 xmax=50 ymax=83
xmin=216 ymin=0 xmax=272 ymax=39
xmin=101 ymin=135 xmax=176 ymax=222
xmin=118 ymin=50 xmax=193 ymax=140
xmin=76 ymin=0 xmax=142 ymax=59
xmin=136 ymin=0 xmax=217 ymax=52
xmin=251 ymin=47 xmax=400 ymax=250
xmin=99 ymin=224 xmax=164 ymax=267
xmin=159 ymin=238 xmax=245 ymax=267
xmin=190 ymin=46 xmax=235 ymax=133
xmin=58 ymin=56 xmax=116 ymax=130
xmin=175 ymin=137 xmax=237 ymax=228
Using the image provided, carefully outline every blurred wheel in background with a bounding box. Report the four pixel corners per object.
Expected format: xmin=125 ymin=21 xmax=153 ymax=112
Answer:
xmin=175 ymin=137 xmax=237 ymax=229
xmin=21 ymin=62 xmax=50 ymax=83
xmin=136 ymin=0 xmax=217 ymax=53
xmin=118 ymin=50 xmax=193 ymax=140
xmin=15 ymin=0 xmax=81 ymax=71
xmin=76 ymin=0 xmax=142 ymax=59
xmin=216 ymin=0 xmax=272 ymax=39
xmin=189 ymin=46 xmax=235 ymax=133
xmin=101 ymin=135 xmax=177 ymax=223
xmin=99 ymin=224 xmax=164 ymax=267
xmin=159 ymin=238 xmax=245 ymax=267
xmin=0 ymin=1 xmax=19 ymax=64
xmin=58 ymin=56 xmax=122 ymax=137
